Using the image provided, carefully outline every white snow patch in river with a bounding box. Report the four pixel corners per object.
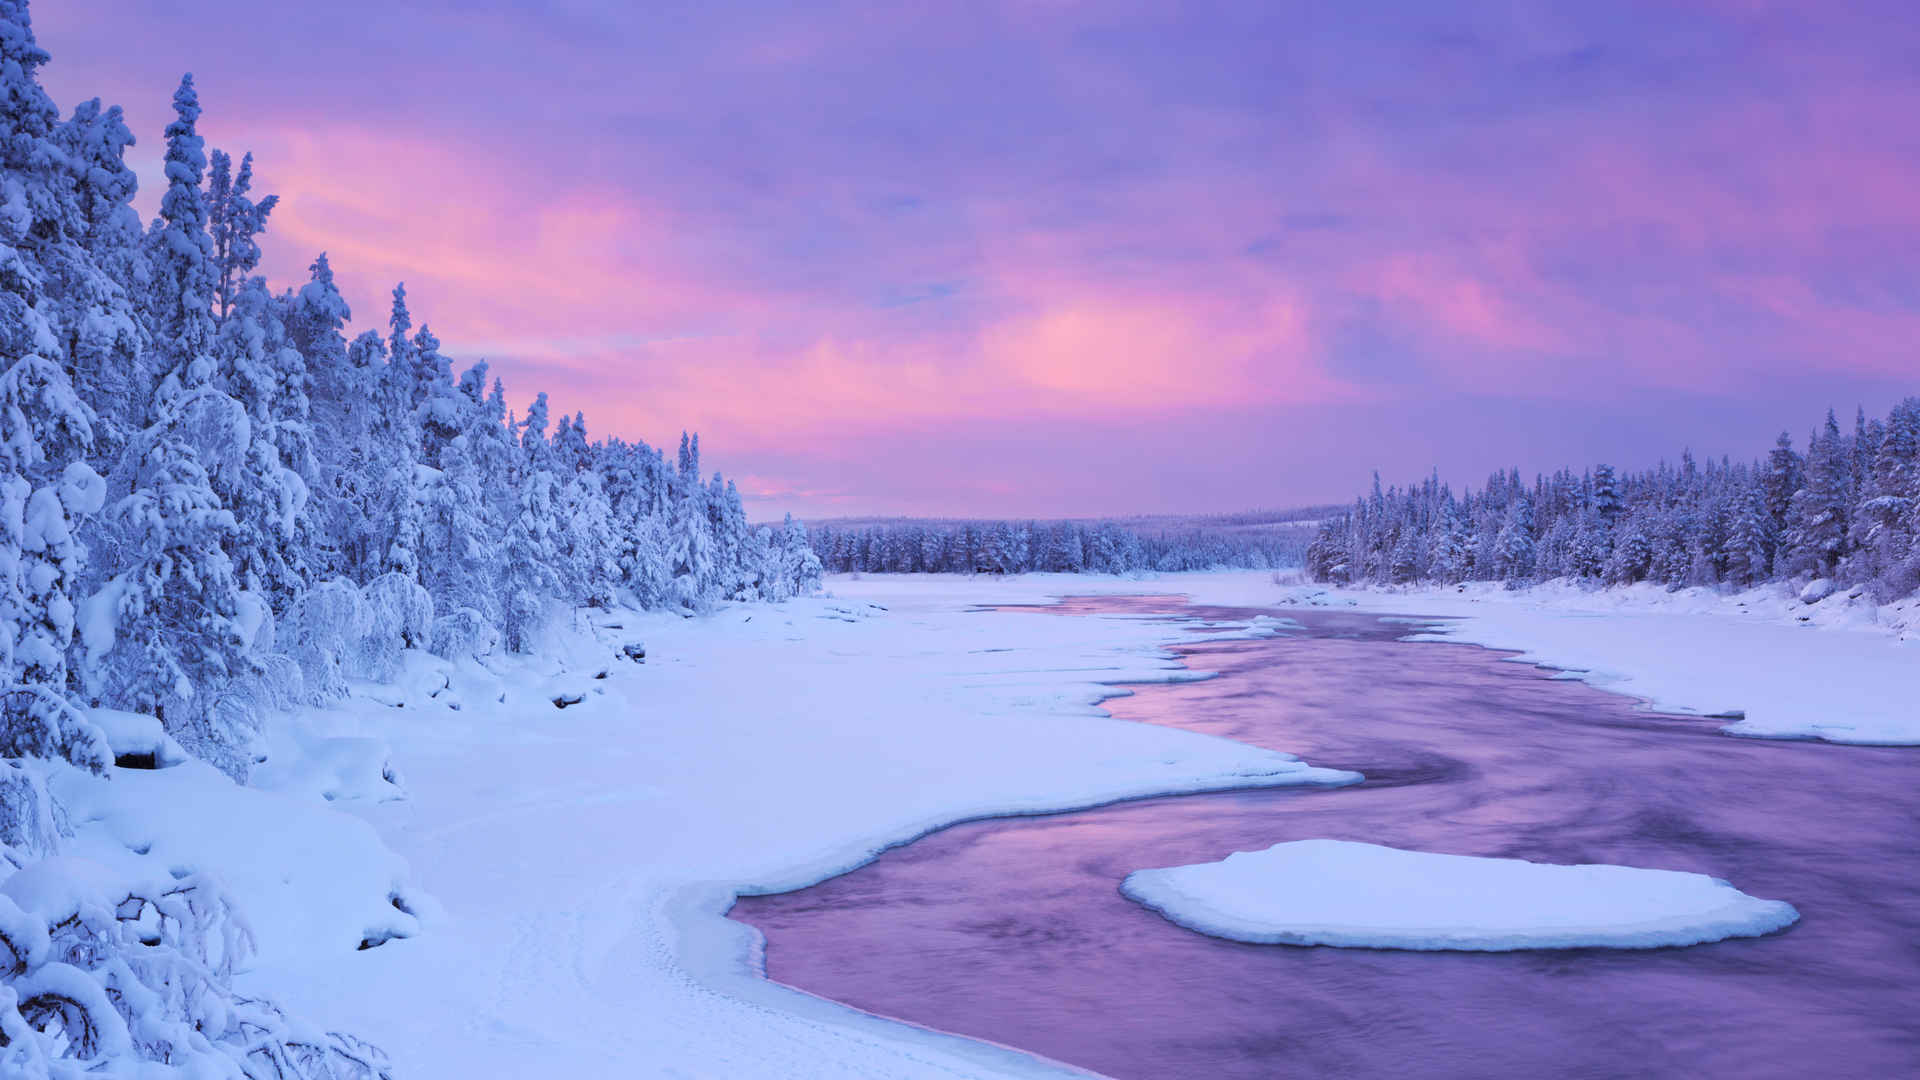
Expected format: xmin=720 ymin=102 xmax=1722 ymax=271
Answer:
xmin=1121 ymin=839 xmax=1799 ymax=951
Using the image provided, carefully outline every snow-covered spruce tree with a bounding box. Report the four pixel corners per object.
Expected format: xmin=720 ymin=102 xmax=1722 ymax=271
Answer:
xmin=1784 ymin=411 xmax=1850 ymax=579
xmin=213 ymin=273 xmax=312 ymax=605
xmin=143 ymin=76 xmax=220 ymax=405
xmin=287 ymin=253 xmax=362 ymax=576
xmin=206 ymin=148 xmax=276 ymax=322
xmin=557 ymin=465 xmax=617 ymax=609
xmin=500 ymin=467 xmax=560 ymax=653
xmin=781 ymin=513 xmax=823 ymax=597
xmin=87 ymin=388 xmax=258 ymax=776
xmin=1762 ymin=432 xmax=1802 ymax=566
xmin=1723 ymin=485 xmax=1772 ymax=588
xmin=417 ymin=365 xmax=501 ymax=629
xmin=48 ymin=99 xmax=146 ymax=468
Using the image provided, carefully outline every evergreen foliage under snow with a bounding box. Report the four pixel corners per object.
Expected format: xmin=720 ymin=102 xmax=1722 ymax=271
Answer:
xmin=1306 ymin=401 xmax=1920 ymax=601
xmin=812 ymin=512 xmax=1322 ymax=575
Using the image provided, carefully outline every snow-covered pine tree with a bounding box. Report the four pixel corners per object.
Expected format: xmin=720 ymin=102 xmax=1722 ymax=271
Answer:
xmin=1723 ymin=484 xmax=1771 ymax=587
xmin=666 ymin=465 xmax=713 ymax=609
xmin=1785 ymin=413 xmax=1849 ymax=578
xmin=86 ymin=388 xmax=256 ymax=777
xmin=781 ymin=512 xmax=823 ymax=596
xmin=408 ymin=323 xmax=467 ymax=469
xmin=49 ymin=99 xmax=146 ymax=465
xmin=368 ymin=286 xmax=423 ymax=581
xmin=144 ymin=76 xmax=219 ymax=404
xmin=1493 ymin=495 xmax=1535 ymax=585
xmin=418 ymin=362 xmax=504 ymax=625
xmin=284 ymin=252 xmax=357 ymax=576
xmin=212 ymin=273 xmax=310 ymax=603
xmin=1762 ymin=432 xmax=1801 ymax=563
xmin=206 ymin=149 xmax=276 ymax=322
xmin=500 ymin=468 xmax=560 ymax=652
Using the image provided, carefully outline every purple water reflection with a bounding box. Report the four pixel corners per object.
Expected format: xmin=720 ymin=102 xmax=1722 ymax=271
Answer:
xmin=731 ymin=599 xmax=1920 ymax=1079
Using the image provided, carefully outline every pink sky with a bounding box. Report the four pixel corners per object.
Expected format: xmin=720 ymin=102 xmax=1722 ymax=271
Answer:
xmin=34 ymin=1 xmax=1920 ymax=518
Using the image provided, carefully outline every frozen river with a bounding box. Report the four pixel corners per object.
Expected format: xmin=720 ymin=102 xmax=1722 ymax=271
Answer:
xmin=732 ymin=597 xmax=1920 ymax=1079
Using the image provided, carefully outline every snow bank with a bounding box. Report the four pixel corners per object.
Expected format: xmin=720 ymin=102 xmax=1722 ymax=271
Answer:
xmin=1121 ymin=839 xmax=1799 ymax=951
xmin=1270 ymin=577 xmax=1920 ymax=745
xmin=49 ymin=754 xmax=429 ymax=960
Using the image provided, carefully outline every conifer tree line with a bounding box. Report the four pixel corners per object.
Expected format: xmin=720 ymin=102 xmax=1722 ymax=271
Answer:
xmin=813 ymin=518 xmax=1310 ymax=574
xmin=1306 ymin=399 xmax=1920 ymax=600
xmin=0 ymin=1 xmax=823 ymax=789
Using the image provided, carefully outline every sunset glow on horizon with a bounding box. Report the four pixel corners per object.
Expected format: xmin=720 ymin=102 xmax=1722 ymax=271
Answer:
xmin=38 ymin=1 xmax=1920 ymax=519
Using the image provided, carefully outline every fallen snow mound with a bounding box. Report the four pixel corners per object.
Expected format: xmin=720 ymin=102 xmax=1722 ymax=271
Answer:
xmin=1120 ymin=839 xmax=1798 ymax=951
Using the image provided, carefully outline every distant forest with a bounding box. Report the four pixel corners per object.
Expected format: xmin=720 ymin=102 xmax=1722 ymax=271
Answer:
xmin=812 ymin=508 xmax=1334 ymax=574
xmin=1307 ymin=400 xmax=1920 ymax=600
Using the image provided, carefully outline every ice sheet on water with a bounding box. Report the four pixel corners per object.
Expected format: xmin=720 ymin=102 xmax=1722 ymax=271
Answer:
xmin=1121 ymin=839 xmax=1798 ymax=951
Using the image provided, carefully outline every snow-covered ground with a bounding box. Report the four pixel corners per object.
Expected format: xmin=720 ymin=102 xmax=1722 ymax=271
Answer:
xmin=42 ymin=569 xmax=1917 ymax=1077
xmin=1120 ymin=839 xmax=1798 ymax=951
xmin=60 ymin=578 xmax=1356 ymax=1078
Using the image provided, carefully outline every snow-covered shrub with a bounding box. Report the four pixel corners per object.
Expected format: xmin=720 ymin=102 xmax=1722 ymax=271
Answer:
xmin=281 ymin=578 xmax=367 ymax=703
xmin=354 ymin=573 xmax=432 ymax=682
xmin=0 ymin=856 xmax=393 ymax=1079
xmin=428 ymin=607 xmax=496 ymax=661
xmin=0 ymin=689 xmax=109 ymax=778
xmin=236 ymin=653 xmax=307 ymax=716
xmin=0 ymin=762 xmax=67 ymax=869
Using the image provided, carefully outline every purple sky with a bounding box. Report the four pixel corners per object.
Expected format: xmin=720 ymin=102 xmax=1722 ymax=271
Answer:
xmin=33 ymin=1 xmax=1920 ymax=518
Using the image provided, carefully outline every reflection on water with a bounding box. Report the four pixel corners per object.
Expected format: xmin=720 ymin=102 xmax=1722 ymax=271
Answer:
xmin=731 ymin=599 xmax=1920 ymax=1079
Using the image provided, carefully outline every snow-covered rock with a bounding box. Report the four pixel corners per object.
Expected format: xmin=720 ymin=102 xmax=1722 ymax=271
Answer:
xmin=86 ymin=708 xmax=189 ymax=769
xmin=1120 ymin=839 xmax=1799 ymax=951
xmin=1799 ymin=578 xmax=1838 ymax=604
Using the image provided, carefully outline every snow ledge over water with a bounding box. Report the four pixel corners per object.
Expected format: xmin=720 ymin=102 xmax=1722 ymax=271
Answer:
xmin=1121 ymin=839 xmax=1799 ymax=951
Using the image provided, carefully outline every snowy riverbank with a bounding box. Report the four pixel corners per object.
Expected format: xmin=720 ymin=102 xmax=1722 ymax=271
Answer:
xmin=827 ymin=571 xmax=1918 ymax=746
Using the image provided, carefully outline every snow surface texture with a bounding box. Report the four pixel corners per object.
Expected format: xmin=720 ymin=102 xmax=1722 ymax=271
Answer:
xmin=1120 ymin=839 xmax=1799 ymax=951
xmin=221 ymin=578 xmax=1356 ymax=1079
